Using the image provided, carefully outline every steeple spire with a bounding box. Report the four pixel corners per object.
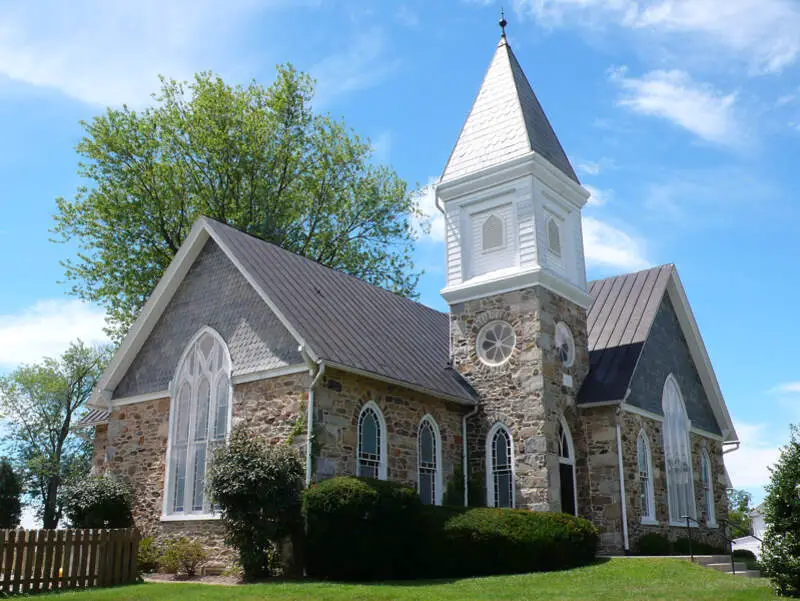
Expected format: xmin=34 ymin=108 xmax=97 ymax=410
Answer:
xmin=499 ymin=8 xmax=508 ymax=39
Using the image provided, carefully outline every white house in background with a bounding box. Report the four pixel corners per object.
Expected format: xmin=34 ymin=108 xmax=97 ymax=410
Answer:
xmin=732 ymin=505 xmax=766 ymax=559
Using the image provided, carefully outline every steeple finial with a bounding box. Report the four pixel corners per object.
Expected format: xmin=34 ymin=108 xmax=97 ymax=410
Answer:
xmin=499 ymin=7 xmax=508 ymax=38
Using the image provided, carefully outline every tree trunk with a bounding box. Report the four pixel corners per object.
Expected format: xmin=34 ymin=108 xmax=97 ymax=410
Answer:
xmin=42 ymin=477 xmax=59 ymax=529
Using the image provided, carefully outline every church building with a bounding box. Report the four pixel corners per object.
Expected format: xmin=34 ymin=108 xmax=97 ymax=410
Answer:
xmin=79 ymin=23 xmax=739 ymax=560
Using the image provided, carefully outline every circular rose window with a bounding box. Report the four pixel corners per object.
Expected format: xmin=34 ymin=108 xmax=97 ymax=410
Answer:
xmin=477 ymin=321 xmax=516 ymax=366
xmin=555 ymin=322 xmax=575 ymax=368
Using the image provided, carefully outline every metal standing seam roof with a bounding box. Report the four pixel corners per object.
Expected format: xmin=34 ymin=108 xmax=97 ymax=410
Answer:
xmin=577 ymin=264 xmax=674 ymax=404
xmin=205 ymin=219 xmax=478 ymax=404
xmin=72 ymin=408 xmax=111 ymax=429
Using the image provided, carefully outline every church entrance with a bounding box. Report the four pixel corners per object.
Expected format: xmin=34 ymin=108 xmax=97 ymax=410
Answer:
xmin=558 ymin=419 xmax=577 ymax=515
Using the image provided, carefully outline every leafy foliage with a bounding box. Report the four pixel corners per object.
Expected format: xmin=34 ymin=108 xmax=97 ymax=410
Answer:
xmin=0 ymin=458 xmax=22 ymax=528
xmin=60 ymin=474 xmax=133 ymax=528
xmin=53 ymin=66 xmax=425 ymax=341
xmin=137 ymin=536 xmax=162 ymax=575
xmin=302 ymin=476 xmax=598 ymax=581
xmin=159 ymin=538 xmax=208 ymax=578
xmin=728 ymin=489 xmax=754 ymax=537
xmin=761 ymin=425 xmax=800 ymax=596
xmin=633 ymin=533 xmax=725 ymax=556
xmin=207 ymin=426 xmax=304 ymax=581
xmin=0 ymin=341 xmax=110 ymax=528
xmin=634 ymin=533 xmax=673 ymax=556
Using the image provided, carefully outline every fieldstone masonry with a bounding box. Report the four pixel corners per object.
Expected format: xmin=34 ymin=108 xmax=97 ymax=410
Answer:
xmin=450 ymin=285 xmax=589 ymax=512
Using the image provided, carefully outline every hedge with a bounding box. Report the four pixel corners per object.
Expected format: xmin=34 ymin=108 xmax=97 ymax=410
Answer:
xmin=634 ymin=532 xmax=726 ymax=556
xmin=303 ymin=476 xmax=599 ymax=581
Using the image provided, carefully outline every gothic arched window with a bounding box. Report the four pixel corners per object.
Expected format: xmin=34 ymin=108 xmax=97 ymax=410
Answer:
xmin=547 ymin=218 xmax=561 ymax=256
xmin=701 ymin=449 xmax=716 ymax=526
xmin=357 ymin=402 xmax=387 ymax=480
xmin=487 ymin=423 xmax=514 ymax=508
xmin=637 ymin=430 xmax=656 ymax=523
xmin=418 ymin=416 xmax=442 ymax=505
xmin=482 ymin=214 xmax=505 ymax=251
xmin=558 ymin=417 xmax=576 ymax=515
xmin=165 ymin=327 xmax=232 ymax=517
xmin=662 ymin=375 xmax=696 ymax=525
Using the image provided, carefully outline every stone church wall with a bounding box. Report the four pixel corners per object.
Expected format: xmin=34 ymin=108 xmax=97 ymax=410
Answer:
xmin=619 ymin=411 xmax=728 ymax=552
xmin=451 ymin=284 xmax=589 ymax=512
xmin=94 ymin=369 xmax=466 ymax=568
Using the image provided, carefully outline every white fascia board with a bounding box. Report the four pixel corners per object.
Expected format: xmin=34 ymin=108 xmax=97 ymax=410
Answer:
xmin=231 ymin=363 xmax=309 ymax=385
xmin=110 ymin=389 xmax=170 ymax=407
xmin=620 ymin=404 xmax=723 ymax=441
xmin=90 ymin=221 xmax=211 ymax=405
xmin=666 ymin=271 xmax=738 ymax=443
xmin=441 ymin=265 xmax=592 ymax=308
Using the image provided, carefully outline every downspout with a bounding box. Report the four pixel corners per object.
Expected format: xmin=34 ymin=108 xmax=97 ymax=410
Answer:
xmin=300 ymin=346 xmax=325 ymax=487
xmin=615 ymin=406 xmax=630 ymax=554
xmin=462 ymin=405 xmax=479 ymax=507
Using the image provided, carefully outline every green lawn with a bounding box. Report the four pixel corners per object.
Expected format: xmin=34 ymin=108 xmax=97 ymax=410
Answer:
xmin=44 ymin=558 xmax=777 ymax=601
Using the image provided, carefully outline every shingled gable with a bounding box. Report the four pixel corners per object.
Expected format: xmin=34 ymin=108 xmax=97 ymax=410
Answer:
xmin=578 ymin=264 xmax=737 ymax=442
xmin=440 ymin=34 xmax=579 ymax=184
xmin=90 ymin=217 xmax=477 ymax=408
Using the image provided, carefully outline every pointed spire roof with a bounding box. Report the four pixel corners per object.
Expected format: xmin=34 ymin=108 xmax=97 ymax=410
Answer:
xmin=441 ymin=35 xmax=579 ymax=184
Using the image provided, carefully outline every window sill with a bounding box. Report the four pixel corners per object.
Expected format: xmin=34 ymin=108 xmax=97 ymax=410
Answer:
xmin=640 ymin=518 xmax=660 ymax=526
xmin=668 ymin=521 xmax=698 ymax=528
xmin=160 ymin=513 xmax=221 ymax=522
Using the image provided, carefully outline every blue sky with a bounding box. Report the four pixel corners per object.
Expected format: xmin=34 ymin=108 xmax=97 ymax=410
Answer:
xmin=1 ymin=0 xmax=799 ymax=504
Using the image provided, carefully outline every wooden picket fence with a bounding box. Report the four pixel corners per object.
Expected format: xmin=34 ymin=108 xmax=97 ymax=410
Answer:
xmin=0 ymin=528 xmax=139 ymax=595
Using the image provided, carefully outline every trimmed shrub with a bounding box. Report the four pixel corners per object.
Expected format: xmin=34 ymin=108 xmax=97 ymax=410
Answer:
xmin=0 ymin=458 xmax=22 ymax=529
xmin=733 ymin=549 xmax=758 ymax=562
xmin=207 ymin=426 xmax=304 ymax=581
xmin=303 ymin=476 xmax=599 ymax=581
xmin=137 ymin=536 xmax=162 ymax=575
xmin=303 ymin=476 xmax=422 ymax=580
xmin=160 ymin=538 xmax=208 ymax=577
xmin=672 ymin=537 xmax=726 ymax=556
xmin=634 ymin=533 xmax=672 ymax=556
xmin=60 ymin=474 xmax=133 ymax=528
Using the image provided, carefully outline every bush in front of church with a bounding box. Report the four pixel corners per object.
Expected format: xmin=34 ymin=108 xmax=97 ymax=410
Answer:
xmin=60 ymin=473 xmax=133 ymax=529
xmin=761 ymin=425 xmax=800 ymax=597
xmin=303 ymin=476 xmax=423 ymax=580
xmin=303 ymin=476 xmax=599 ymax=581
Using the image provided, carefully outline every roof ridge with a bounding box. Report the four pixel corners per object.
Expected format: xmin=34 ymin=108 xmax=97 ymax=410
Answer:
xmin=201 ymin=216 xmax=449 ymax=319
xmin=587 ymin=263 xmax=673 ymax=286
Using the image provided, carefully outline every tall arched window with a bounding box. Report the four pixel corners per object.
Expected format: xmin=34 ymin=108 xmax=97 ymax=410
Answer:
xmin=418 ymin=416 xmax=442 ymax=505
xmin=357 ymin=402 xmax=387 ymax=480
xmin=701 ymin=449 xmax=716 ymax=526
xmin=165 ymin=327 xmax=231 ymax=517
xmin=662 ymin=375 xmax=696 ymax=525
xmin=637 ymin=430 xmax=656 ymax=523
xmin=558 ymin=417 xmax=577 ymax=515
xmin=486 ymin=423 xmax=514 ymax=508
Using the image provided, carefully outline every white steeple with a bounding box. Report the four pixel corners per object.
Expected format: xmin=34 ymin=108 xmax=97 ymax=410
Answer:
xmin=438 ymin=26 xmax=591 ymax=308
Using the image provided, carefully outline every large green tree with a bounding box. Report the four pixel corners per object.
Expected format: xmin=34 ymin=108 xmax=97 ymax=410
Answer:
xmin=0 ymin=458 xmax=23 ymax=528
xmin=53 ymin=66 xmax=425 ymax=341
xmin=726 ymin=488 xmax=753 ymax=536
xmin=761 ymin=425 xmax=800 ymax=597
xmin=0 ymin=341 xmax=109 ymax=528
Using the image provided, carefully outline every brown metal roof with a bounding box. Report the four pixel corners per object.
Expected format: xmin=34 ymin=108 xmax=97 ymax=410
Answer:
xmin=205 ymin=219 xmax=477 ymax=404
xmin=578 ymin=264 xmax=673 ymax=404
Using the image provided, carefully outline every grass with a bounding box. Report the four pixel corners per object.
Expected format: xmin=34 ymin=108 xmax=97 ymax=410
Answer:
xmin=43 ymin=558 xmax=778 ymax=601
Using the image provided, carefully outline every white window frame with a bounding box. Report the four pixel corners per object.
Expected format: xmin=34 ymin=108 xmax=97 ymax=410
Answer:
xmin=356 ymin=401 xmax=388 ymax=480
xmin=555 ymin=322 xmax=575 ymax=369
xmin=557 ymin=415 xmax=578 ymax=516
xmin=162 ymin=326 xmax=232 ymax=521
xmin=701 ymin=448 xmax=717 ymax=528
xmin=662 ymin=374 xmax=697 ymax=527
xmin=476 ymin=320 xmax=516 ymax=367
xmin=417 ymin=415 xmax=443 ymax=506
xmin=486 ymin=422 xmax=515 ymax=508
xmin=637 ymin=429 xmax=658 ymax=525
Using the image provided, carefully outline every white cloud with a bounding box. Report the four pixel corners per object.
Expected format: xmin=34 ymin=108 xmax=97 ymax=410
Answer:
xmin=725 ymin=420 xmax=782 ymax=495
xmin=577 ymin=161 xmax=602 ymax=176
xmin=769 ymin=381 xmax=800 ymax=394
xmin=609 ymin=67 xmax=741 ymax=147
xmin=514 ymin=0 xmax=800 ymax=74
xmin=0 ymin=300 xmax=108 ymax=369
xmin=582 ymin=216 xmax=649 ymax=272
xmin=411 ymin=178 xmax=445 ymax=243
xmin=371 ymin=131 xmax=392 ymax=165
xmin=584 ymin=184 xmax=611 ymax=207
xmin=311 ymin=27 xmax=399 ymax=108
xmin=0 ymin=0 xmax=289 ymax=107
